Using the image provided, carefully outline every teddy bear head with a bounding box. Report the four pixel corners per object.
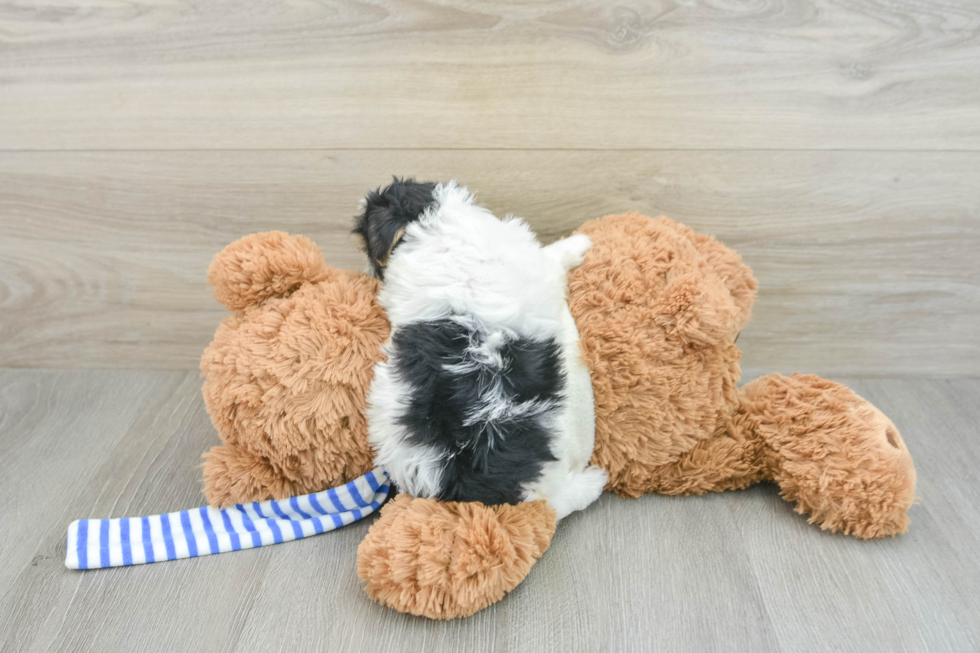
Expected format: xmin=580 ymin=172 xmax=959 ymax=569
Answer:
xmin=200 ymin=231 xmax=389 ymax=505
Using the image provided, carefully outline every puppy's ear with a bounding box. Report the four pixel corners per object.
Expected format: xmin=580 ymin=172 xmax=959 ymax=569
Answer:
xmin=353 ymin=177 xmax=437 ymax=279
xmin=351 ymin=229 xmax=368 ymax=254
xmin=386 ymin=228 xmax=407 ymax=262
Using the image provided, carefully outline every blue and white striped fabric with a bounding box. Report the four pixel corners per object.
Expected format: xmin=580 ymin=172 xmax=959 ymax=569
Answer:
xmin=66 ymin=466 xmax=390 ymax=570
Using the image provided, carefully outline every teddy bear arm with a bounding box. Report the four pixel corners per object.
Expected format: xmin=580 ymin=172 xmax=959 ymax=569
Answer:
xmin=202 ymin=443 xmax=308 ymax=508
xmin=357 ymin=494 xmax=557 ymax=619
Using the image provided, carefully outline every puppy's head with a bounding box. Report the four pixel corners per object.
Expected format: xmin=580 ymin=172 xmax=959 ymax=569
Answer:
xmin=353 ymin=177 xmax=437 ymax=279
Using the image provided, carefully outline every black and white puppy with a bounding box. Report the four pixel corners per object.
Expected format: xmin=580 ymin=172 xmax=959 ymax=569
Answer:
xmin=355 ymin=179 xmax=606 ymax=520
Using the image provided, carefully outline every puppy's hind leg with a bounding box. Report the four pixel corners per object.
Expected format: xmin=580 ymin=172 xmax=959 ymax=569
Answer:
xmin=544 ymin=234 xmax=593 ymax=272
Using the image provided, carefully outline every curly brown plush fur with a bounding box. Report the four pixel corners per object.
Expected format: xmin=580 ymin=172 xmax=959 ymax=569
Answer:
xmin=357 ymin=495 xmax=556 ymax=618
xmin=738 ymin=373 xmax=916 ymax=538
xmin=207 ymin=231 xmax=332 ymax=311
xmin=568 ymin=213 xmax=757 ymax=498
xmin=201 ymin=232 xmax=389 ymax=506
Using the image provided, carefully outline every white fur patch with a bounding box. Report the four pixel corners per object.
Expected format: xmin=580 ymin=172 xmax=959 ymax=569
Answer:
xmin=366 ymin=182 xmax=602 ymax=519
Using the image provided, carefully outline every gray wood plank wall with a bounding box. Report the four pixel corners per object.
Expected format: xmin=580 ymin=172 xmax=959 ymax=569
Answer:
xmin=1 ymin=1 xmax=978 ymax=376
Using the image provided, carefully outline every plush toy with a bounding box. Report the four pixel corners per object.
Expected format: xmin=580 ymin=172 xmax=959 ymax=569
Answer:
xmin=199 ymin=212 xmax=916 ymax=620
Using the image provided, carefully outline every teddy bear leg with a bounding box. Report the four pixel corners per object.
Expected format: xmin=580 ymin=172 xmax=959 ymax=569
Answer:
xmin=357 ymin=494 xmax=557 ymax=619
xmin=202 ymin=443 xmax=301 ymax=508
xmin=740 ymin=373 xmax=917 ymax=538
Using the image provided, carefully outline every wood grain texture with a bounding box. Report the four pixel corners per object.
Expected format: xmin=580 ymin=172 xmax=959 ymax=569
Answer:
xmin=1 ymin=0 xmax=979 ymax=150
xmin=1 ymin=150 xmax=977 ymax=374
xmin=0 ymin=370 xmax=977 ymax=652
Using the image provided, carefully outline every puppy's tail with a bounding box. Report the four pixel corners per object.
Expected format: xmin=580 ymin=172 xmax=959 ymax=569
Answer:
xmin=208 ymin=231 xmax=330 ymax=311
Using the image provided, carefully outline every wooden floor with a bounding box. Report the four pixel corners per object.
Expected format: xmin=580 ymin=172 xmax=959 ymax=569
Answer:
xmin=0 ymin=370 xmax=977 ymax=652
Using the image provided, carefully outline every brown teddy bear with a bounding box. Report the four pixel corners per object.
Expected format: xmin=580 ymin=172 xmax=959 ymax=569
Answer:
xmin=199 ymin=213 xmax=916 ymax=620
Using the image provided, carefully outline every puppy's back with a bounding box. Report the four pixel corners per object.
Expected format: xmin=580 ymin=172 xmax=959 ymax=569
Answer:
xmin=371 ymin=318 xmax=565 ymax=503
xmin=365 ymin=180 xmax=594 ymax=510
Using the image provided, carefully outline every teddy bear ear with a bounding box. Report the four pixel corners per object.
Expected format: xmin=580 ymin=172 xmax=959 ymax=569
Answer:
xmin=688 ymin=232 xmax=758 ymax=335
xmin=653 ymin=268 xmax=742 ymax=350
xmin=207 ymin=231 xmax=330 ymax=311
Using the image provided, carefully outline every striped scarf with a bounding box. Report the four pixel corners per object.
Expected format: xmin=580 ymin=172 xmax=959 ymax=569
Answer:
xmin=66 ymin=467 xmax=390 ymax=569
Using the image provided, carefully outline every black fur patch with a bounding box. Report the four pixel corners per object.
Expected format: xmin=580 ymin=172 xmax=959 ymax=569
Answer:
xmin=353 ymin=177 xmax=437 ymax=280
xmin=390 ymin=319 xmax=563 ymax=505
